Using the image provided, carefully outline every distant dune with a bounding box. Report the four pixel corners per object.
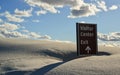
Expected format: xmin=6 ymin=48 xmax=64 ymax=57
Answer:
xmin=0 ymin=38 xmax=120 ymax=75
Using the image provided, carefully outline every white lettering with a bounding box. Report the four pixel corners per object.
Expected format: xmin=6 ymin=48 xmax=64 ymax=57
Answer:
xmin=81 ymin=40 xmax=88 ymax=45
xmin=80 ymin=26 xmax=93 ymax=31
xmin=80 ymin=32 xmax=94 ymax=37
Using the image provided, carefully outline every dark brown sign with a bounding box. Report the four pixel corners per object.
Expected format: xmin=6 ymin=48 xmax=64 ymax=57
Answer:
xmin=76 ymin=23 xmax=98 ymax=55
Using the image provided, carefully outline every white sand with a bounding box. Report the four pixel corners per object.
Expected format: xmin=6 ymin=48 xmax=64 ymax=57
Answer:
xmin=0 ymin=38 xmax=120 ymax=75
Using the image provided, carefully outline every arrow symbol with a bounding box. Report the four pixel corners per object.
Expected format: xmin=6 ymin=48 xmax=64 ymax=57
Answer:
xmin=85 ymin=46 xmax=91 ymax=54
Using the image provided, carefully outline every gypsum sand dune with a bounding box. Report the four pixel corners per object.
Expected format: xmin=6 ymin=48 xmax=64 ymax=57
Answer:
xmin=0 ymin=38 xmax=75 ymax=74
xmin=0 ymin=38 xmax=120 ymax=75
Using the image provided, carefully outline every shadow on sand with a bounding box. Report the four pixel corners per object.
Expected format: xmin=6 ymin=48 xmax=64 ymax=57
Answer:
xmin=30 ymin=51 xmax=111 ymax=75
xmin=3 ymin=71 xmax=31 ymax=75
xmin=36 ymin=49 xmax=111 ymax=61
xmin=4 ymin=62 xmax=63 ymax=75
xmin=4 ymin=51 xmax=111 ymax=75
xmin=97 ymin=51 xmax=111 ymax=56
xmin=30 ymin=62 xmax=63 ymax=75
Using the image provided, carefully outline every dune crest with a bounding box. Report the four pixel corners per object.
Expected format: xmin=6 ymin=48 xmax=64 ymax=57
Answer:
xmin=0 ymin=38 xmax=120 ymax=75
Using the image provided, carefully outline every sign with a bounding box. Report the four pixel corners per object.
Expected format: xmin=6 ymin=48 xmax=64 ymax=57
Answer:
xmin=76 ymin=23 xmax=98 ymax=55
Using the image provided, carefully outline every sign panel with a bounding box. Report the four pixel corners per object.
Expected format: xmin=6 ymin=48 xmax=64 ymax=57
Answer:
xmin=76 ymin=23 xmax=98 ymax=55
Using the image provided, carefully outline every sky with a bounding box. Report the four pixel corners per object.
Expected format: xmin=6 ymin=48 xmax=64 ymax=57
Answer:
xmin=0 ymin=0 xmax=120 ymax=43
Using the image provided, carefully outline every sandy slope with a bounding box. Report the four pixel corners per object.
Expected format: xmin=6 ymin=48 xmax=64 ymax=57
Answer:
xmin=46 ymin=54 xmax=120 ymax=75
xmin=0 ymin=38 xmax=75 ymax=74
xmin=0 ymin=38 xmax=120 ymax=75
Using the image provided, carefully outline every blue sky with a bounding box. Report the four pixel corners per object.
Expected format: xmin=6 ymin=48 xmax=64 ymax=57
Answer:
xmin=0 ymin=0 xmax=120 ymax=43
